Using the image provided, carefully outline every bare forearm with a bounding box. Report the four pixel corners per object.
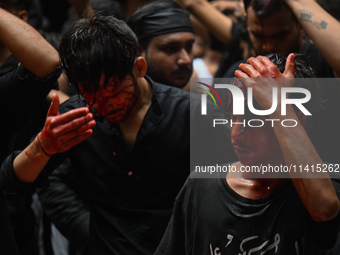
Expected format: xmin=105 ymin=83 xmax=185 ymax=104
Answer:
xmin=271 ymin=106 xmax=340 ymax=222
xmin=0 ymin=8 xmax=59 ymax=77
xmin=176 ymin=0 xmax=233 ymax=45
xmin=13 ymin=136 xmax=51 ymax=183
xmin=285 ymin=0 xmax=340 ymax=76
xmin=237 ymin=54 xmax=340 ymax=221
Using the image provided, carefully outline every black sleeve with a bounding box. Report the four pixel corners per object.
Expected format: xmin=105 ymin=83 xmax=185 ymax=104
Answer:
xmin=0 ymin=65 xmax=61 ymax=130
xmin=0 ymin=151 xmax=28 ymax=192
xmin=37 ymin=157 xmax=90 ymax=253
xmin=0 ymin=150 xmax=67 ymax=192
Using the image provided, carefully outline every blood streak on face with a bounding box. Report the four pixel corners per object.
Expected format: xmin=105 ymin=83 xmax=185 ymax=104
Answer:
xmin=82 ymin=75 xmax=139 ymax=124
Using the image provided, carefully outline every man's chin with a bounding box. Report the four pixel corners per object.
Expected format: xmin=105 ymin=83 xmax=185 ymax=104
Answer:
xmin=151 ymin=75 xmax=189 ymax=88
xmin=169 ymin=77 xmax=190 ymax=88
xmin=104 ymin=113 xmax=127 ymax=124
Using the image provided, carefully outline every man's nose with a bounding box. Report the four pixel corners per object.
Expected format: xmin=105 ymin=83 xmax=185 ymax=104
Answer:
xmin=231 ymin=116 xmax=246 ymax=142
xmin=177 ymin=49 xmax=192 ymax=65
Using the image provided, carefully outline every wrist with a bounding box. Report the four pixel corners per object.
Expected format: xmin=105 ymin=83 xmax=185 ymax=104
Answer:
xmin=269 ymin=104 xmax=299 ymax=123
xmin=36 ymin=133 xmax=53 ymax=157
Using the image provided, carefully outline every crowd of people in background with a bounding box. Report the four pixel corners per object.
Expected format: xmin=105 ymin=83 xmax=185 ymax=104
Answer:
xmin=0 ymin=0 xmax=340 ymax=255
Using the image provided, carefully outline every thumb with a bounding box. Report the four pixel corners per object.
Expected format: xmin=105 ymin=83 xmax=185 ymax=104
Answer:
xmin=47 ymin=93 xmax=60 ymax=117
xmin=283 ymin=53 xmax=295 ymax=78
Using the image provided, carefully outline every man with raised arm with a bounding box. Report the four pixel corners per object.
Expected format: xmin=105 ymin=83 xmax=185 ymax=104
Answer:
xmin=0 ymin=7 xmax=96 ymax=254
xmin=155 ymin=53 xmax=340 ymax=255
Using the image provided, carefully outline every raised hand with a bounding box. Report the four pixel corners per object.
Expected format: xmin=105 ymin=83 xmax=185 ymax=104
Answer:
xmin=236 ymin=53 xmax=295 ymax=79
xmin=12 ymin=94 xmax=96 ymax=183
xmin=37 ymin=93 xmax=96 ymax=157
xmin=234 ymin=53 xmax=295 ymax=114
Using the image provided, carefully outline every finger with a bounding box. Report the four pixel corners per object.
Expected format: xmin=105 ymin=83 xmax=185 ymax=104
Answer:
xmin=235 ymin=70 xmax=249 ymax=79
xmin=57 ymin=124 xmax=95 ymax=148
xmin=61 ymin=130 xmax=94 ymax=151
xmin=257 ymin=56 xmax=283 ymax=77
xmin=247 ymin=57 xmax=265 ymax=72
xmin=41 ymin=119 xmax=95 ymax=154
xmin=61 ymin=123 xmax=95 ymax=141
xmin=49 ymin=107 xmax=91 ymax=127
xmin=47 ymin=93 xmax=60 ymax=117
xmin=283 ymin=53 xmax=295 ymax=78
xmin=52 ymin=113 xmax=94 ymax=135
xmin=239 ymin=63 xmax=261 ymax=78
xmin=258 ymin=55 xmax=276 ymax=67
xmin=77 ymin=119 xmax=96 ymax=134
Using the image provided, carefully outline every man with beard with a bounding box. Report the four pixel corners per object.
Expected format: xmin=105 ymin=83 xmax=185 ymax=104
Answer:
xmin=219 ymin=0 xmax=336 ymax=78
xmin=176 ymin=0 xmax=339 ymax=78
xmin=127 ymin=0 xmax=195 ymax=89
xmin=177 ymin=0 xmax=340 ymax=166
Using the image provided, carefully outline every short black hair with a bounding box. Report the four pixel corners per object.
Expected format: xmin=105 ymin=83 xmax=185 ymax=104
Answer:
xmin=243 ymin=0 xmax=291 ymax=17
xmin=59 ymin=14 xmax=139 ymax=98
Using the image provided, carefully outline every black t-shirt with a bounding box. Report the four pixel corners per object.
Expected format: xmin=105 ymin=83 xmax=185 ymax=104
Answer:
xmin=155 ymin=173 xmax=340 ymax=255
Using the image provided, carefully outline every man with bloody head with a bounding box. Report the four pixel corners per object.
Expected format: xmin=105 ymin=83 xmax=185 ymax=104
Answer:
xmin=37 ymin=14 xmax=206 ymax=255
xmin=155 ymin=53 xmax=340 ymax=255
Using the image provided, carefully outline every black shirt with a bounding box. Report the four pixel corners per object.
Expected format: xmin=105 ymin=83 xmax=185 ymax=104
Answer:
xmin=38 ymin=78 xmax=203 ymax=255
xmin=155 ymin=172 xmax=340 ymax=255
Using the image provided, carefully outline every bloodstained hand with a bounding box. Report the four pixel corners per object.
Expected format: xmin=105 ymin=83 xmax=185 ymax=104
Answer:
xmin=234 ymin=53 xmax=296 ymax=112
xmin=37 ymin=93 xmax=96 ymax=156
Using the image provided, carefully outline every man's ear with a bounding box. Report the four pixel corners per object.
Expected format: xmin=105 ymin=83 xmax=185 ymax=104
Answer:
xmin=133 ymin=57 xmax=147 ymax=77
xmin=17 ymin=10 xmax=28 ymax=22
